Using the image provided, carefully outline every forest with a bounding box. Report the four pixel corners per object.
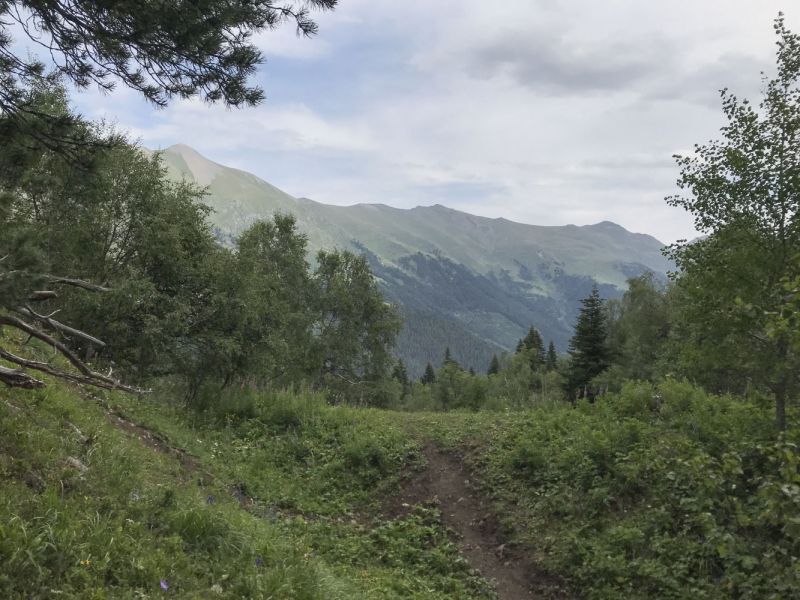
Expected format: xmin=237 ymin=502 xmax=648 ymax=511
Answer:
xmin=1 ymin=2 xmax=800 ymax=599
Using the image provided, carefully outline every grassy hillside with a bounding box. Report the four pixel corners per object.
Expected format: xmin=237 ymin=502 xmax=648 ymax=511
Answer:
xmin=0 ymin=331 xmax=498 ymax=600
xmin=4 ymin=327 xmax=797 ymax=599
xmin=154 ymin=144 xmax=672 ymax=376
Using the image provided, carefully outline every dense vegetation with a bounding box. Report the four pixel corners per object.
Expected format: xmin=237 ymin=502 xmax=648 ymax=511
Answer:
xmin=2 ymin=3 xmax=800 ymax=600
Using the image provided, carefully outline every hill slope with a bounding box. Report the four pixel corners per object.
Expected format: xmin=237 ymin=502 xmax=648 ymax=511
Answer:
xmin=158 ymin=144 xmax=671 ymax=376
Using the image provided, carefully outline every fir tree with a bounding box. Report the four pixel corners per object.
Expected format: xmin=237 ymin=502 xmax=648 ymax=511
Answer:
xmin=515 ymin=338 xmax=525 ymax=354
xmin=523 ymin=326 xmax=546 ymax=356
xmin=442 ymin=346 xmax=461 ymax=370
xmin=546 ymin=340 xmax=558 ymax=372
xmin=421 ymin=361 xmax=437 ymax=385
xmin=563 ymin=285 xmax=610 ymax=398
xmin=487 ymin=354 xmax=501 ymax=376
xmin=391 ymin=359 xmax=409 ymax=388
xmin=468 ymin=366 xmax=476 ymax=376
xmin=523 ymin=326 xmax=546 ymax=369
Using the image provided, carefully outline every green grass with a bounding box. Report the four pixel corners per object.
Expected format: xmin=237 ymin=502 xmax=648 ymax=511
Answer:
xmin=4 ymin=326 xmax=800 ymax=599
xmin=403 ymin=381 xmax=800 ymax=600
xmin=0 ymin=332 xmax=498 ymax=599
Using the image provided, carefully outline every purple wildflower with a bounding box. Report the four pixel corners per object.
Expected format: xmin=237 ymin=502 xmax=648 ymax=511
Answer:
xmin=132 ymin=493 xmax=139 ymax=500
xmin=255 ymin=557 xmax=263 ymax=566
xmin=206 ymin=495 xmax=215 ymax=505
xmin=160 ymin=580 xmax=168 ymax=590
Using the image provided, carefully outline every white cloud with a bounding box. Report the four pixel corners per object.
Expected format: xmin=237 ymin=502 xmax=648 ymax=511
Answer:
xmin=56 ymin=0 xmax=794 ymax=244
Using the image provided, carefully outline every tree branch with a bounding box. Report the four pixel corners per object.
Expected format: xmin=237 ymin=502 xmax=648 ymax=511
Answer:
xmin=15 ymin=305 xmax=107 ymax=348
xmin=29 ymin=291 xmax=59 ymax=301
xmin=0 ymin=364 xmax=47 ymax=389
xmin=48 ymin=277 xmax=110 ymax=292
xmin=0 ymin=346 xmax=150 ymax=394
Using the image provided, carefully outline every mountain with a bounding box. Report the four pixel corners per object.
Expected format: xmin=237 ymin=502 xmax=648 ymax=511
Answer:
xmin=156 ymin=144 xmax=672 ymax=377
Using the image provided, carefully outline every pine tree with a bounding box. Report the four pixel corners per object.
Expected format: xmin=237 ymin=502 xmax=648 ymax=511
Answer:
xmin=487 ymin=354 xmax=501 ymax=376
xmin=523 ymin=326 xmax=546 ymax=368
xmin=563 ymin=285 xmax=610 ymax=398
xmin=442 ymin=346 xmax=460 ymax=370
xmin=391 ymin=359 xmax=409 ymax=388
xmin=421 ymin=361 xmax=437 ymax=385
xmin=515 ymin=339 xmax=525 ymax=354
xmin=468 ymin=366 xmax=476 ymax=376
xmin=546 ymin=340 xmax=558 ymax=372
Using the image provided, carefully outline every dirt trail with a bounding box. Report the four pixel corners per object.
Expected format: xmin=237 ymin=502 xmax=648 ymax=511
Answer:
xmin=380 ymin=446 xmax=574 ymax=600
xmin=107 ymin=414 xmax=574 ymax=599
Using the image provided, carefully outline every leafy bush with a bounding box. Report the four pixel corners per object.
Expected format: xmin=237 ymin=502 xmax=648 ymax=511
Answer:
xmin=478 ymin=378 xmax=800 ymax=599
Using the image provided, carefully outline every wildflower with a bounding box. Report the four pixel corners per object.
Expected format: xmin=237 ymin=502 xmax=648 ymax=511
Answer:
xmin=110 ymin=360 xmax=115 ymax=365
xmin=206 ymin=495 xmax=215 ymax=505
xmin=255 ymin=557 xmax=263 ymax=566
xmin=160 ymin=579 xmax=169 ymax=590
xmin=132 ymin=493 xmax=139 ymax=500
xmin=80 ymin=559 xmax=90 ymax=565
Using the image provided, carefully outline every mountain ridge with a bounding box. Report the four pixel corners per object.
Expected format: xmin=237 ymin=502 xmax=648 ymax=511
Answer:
xmin=155 ymin=143 xmax=672 ymax=376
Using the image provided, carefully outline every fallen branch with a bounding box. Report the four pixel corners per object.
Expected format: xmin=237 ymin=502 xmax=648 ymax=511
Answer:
xmin=29 ymin=291 xmax=59 ymax=302
xmin=15 ymin=305 xmax=107 ymax=348
xmin=0 ymin=346 xmax=150 ymax=394
xmin=48 ymin=277 xmax=110 ymax=293
xmin=0 ymin=314 xmax=93 ymax=376
xmin=0 ymin=364 xmax=46 ymax=389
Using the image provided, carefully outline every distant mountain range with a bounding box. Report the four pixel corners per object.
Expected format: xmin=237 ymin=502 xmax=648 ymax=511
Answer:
xmin=155 ymin=144 xmax=672 ymax=377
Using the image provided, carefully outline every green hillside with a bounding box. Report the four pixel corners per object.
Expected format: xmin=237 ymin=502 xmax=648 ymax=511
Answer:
xmin=157 ymin=144 xmax=672 ymax=377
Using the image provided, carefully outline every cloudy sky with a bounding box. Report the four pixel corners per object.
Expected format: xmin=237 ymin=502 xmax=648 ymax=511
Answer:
xmin=54 ymin=1 xmax=792 ymax=243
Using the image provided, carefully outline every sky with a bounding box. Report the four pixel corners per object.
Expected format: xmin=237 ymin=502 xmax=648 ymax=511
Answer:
xmin=19 ymin=1 xmax=793 ymax=244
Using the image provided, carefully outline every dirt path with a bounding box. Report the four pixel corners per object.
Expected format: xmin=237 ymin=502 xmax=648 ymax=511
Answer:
xmin=107 ymin=413 xmax=574 ymax=599
xmin=379 ymin=446 xmax=574 ymax=600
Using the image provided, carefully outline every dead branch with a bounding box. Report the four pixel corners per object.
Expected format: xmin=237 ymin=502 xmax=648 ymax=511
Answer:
xmin=0 ymin=346 xmax=150 ymax=394
xmin=48 ymin=277 xmax=110 ymax=293
xmin=15 ymin=305 xmax=107 ymax=348
xmin=0 ymin=314 xmax=93 ymax=376
xmin=0 ymin=364 xmax=46 ymax=389
xmin=29 ymin=291 xmax=59 ymax=302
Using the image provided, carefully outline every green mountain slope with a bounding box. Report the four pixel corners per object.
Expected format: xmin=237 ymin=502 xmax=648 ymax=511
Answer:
xmin=157 ymin=144 xmax=672 ymax=377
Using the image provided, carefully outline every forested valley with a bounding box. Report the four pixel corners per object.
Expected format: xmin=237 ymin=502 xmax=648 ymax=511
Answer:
xmin=2 ymin=2 xmax=800 ymax=600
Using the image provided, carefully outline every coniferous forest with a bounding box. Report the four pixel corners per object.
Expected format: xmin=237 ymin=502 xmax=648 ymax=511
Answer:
xmin=1 ymin=3 xmax=800 ymax=600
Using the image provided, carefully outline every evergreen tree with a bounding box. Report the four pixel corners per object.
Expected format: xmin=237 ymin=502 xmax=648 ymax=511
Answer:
xmin=563 ymin=286 xmax=610 ymax=398
xmin=468 ymin=366 xmax=476 ymax=376
xmin=515 ymin=339 xmax=525 ymax=354
xmin=421 ymin=361 xmax=436 ymax=385
xmin=487 ymin=354 xmax=501 ymax=376
xmin=442 ymin=346 xmax=461 ymax=370
xmin=546 ymin=341 xmax=558 ymax=372
xmin=522 ymin=326 xmax=546 ymax=369
xmin=392 ymin=359 xmax=409 ymax=388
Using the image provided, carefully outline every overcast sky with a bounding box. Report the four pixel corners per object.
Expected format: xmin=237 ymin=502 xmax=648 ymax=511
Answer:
xmin=61 ymin=1 xmax=790 ymax=243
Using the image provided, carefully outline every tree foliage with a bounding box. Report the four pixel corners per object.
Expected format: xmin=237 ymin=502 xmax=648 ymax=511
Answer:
xmin=664 ymin=15 xmax=800 ymax=429
xmin=563 ymin=285 xmax=610 ymax=398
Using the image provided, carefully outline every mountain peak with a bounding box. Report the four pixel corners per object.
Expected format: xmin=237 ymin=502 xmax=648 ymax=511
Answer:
xmin=163 ymin=144 xmax=223 ymax=186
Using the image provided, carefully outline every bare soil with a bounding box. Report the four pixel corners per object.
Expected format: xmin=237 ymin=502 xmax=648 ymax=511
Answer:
xmin=379 ymin=446 xmax=576 ymax=600
xmin=106 ymin=412 xmax=200 ymax=475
